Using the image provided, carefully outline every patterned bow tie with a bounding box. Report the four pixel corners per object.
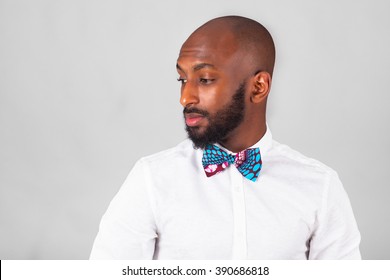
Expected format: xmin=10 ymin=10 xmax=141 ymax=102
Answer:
xmin=202 ymin=144 xmax=262 ymax=182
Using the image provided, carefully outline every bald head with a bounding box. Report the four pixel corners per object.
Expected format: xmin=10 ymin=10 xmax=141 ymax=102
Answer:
xmin=182 ymin=15 xmax=275 ymax=76
xmin=177 ymin=16 xmax=274 ymax=151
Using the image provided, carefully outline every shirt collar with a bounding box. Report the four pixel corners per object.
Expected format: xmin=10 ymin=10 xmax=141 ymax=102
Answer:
xmin=215 ymin=124 xmax=273 ymax=156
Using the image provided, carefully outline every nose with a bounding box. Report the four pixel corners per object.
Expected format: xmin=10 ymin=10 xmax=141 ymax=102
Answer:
xmin=180 ymin=82 xmax=199 ymax=107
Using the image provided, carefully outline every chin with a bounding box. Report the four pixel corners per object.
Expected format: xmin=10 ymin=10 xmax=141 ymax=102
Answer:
xmin=186 ymin=125 xmax=206 ymax=134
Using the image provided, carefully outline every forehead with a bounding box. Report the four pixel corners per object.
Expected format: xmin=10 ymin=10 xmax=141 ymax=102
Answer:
xmin=177 ymin=31 xmax=241 ymax=71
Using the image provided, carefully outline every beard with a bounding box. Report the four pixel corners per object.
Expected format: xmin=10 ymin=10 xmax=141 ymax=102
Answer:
xmin=183 ymin=82 xmax=246 ymax=149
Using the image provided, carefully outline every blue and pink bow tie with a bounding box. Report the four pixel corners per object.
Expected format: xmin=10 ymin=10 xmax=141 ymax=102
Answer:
xmin=202 ymin=144 xmax=262 ymax=182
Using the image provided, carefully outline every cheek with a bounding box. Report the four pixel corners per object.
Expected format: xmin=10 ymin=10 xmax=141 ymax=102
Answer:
xmin=199 ymin=84 xmax=232 ymax=111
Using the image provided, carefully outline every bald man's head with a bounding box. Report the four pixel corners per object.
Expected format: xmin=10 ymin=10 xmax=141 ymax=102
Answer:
xmin=182 ymin=15 xmax=275 ymax=76
xmin=177 ymin=16 xmax=275 ymax=151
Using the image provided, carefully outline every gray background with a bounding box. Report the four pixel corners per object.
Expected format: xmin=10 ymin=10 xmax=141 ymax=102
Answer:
xmin=0 ymin=0 xmax=389 ymax=259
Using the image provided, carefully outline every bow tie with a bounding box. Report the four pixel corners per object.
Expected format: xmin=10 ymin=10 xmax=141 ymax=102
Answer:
xmin=202 ymin=144 xmax=262 ymax=182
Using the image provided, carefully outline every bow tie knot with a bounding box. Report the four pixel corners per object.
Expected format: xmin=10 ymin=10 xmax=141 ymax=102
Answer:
xmin=202 ymin=144 xmax=262 ymax=182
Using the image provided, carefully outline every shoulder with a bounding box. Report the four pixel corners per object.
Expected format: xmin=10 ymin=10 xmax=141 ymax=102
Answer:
xmin=136 ymin=139 xmax=199 ymax=170
xmin=140 ymin=139 xmax=194 ymax=161
xmin=264 ymin=140 xmax=344 ymax=212
xmin=271 ymin=140 xmax=336 ymax=175
xmin=265 ymin=140 xmax=340 ymax=189
xmin=129 ymin=139 xmax=202 ymax=188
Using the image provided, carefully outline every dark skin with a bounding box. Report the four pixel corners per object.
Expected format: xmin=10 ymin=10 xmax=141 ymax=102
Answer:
xmin=177 ymin=17 xmax=274 ymax=153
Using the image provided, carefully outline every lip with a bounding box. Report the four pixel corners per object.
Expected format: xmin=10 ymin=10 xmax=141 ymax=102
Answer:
xmin=185 ymin=113 xmax=205 ymax=127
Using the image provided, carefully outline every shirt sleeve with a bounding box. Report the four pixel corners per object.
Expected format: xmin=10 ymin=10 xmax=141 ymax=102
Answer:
xmin=90 ymin=159 xmax=157 ymax=259
xmin=308 ymin=170 xmax=361 ymax=259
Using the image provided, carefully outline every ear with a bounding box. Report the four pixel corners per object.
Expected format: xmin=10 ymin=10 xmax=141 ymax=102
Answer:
xmin=250 ymin=71 xmax=272 ymax=103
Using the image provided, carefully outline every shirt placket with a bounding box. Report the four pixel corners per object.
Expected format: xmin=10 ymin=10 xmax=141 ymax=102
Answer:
xmin=230 ymin=165 xmax=247 ymax=259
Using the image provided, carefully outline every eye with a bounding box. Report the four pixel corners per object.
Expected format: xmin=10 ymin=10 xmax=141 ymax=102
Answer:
xmin=177 ymin=78 xmax=187 ymax=85
xmin=199 ymin=78 xmax=215 ymax=85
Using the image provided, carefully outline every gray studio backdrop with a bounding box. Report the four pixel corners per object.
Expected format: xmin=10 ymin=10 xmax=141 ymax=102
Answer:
xmin=0 ymin=0 xmax=389 ymax=259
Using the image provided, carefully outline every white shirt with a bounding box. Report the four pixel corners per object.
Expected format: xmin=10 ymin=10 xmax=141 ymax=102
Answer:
xmin=90 ymin=128 xmax=361 ymax=259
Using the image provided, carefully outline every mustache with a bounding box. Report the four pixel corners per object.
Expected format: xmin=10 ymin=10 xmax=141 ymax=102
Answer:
xmin=183 ymin=107 xmax=210 ymax=117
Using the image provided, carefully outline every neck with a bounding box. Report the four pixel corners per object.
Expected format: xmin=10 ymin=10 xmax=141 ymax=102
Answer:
xmin=218 ymin=121 xmax=267 ymax=153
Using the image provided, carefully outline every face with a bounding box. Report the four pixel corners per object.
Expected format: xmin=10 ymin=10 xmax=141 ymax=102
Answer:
xmin=177 ymin=30 xmax=252 ymax=149
xmin=183 ymin=82 xmax=246 ymax=149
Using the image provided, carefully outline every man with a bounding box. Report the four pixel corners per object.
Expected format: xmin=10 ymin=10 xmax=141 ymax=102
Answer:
xmin=90 ymin=16 xmax=361 ymax=259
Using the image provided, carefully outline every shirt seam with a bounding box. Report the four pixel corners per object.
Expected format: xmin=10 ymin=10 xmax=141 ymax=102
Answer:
xmin=314 ymin=169 xmax=332 ymax=236
xmin=138 ymin=157 xmax=160 ymax=233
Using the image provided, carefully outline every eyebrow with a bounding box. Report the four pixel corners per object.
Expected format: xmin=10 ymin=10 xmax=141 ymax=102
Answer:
xmin=176 ymin=63 xmax=216 ymax=72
